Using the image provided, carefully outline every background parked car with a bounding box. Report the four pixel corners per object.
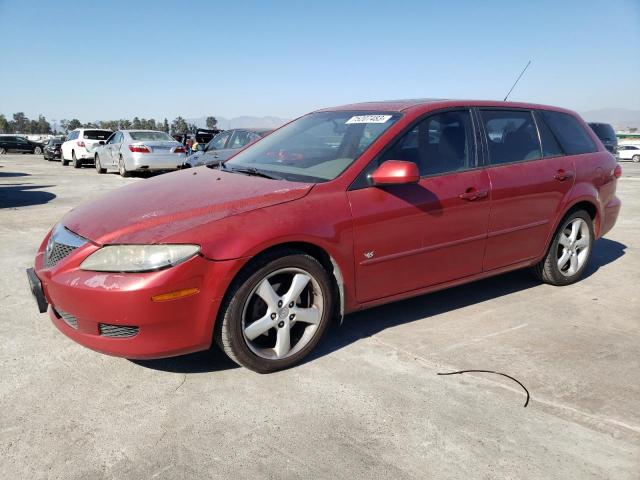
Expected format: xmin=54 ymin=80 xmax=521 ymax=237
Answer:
xmin=61 ymin=128 xmax=112 ymax=167
xmin=43 ymin=138 xmax=63 ymax=161
xmin=588 ymin=122 xmax=618 ymax=155
xmin=0 ymin=135 xmax=44 ymax=154
xmin=184 ymin=128 xmax=271 ymax=168
xmin=93 ymin=130 xmax=187 ymax=177
xmin=618 ymin=144 xmax=640 ymax=162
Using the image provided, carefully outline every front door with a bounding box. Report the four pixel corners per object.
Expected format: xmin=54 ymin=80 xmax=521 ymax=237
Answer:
xmin=478 ymin=109 xmax=576 ymax=270
xmin=348 ymin=109 xmax=491 ymax=303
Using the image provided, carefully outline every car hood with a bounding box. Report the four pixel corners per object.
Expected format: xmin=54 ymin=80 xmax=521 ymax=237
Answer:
xmin=62 ymin=167 xmax=313 ymax=245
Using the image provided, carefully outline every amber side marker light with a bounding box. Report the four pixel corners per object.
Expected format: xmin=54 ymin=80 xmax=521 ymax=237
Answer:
xmin=151 ymin=288 xmax=200 ymax=302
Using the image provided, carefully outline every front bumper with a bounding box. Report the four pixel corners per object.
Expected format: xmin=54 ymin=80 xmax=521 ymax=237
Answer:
xmin=31 ymin=235 xmax=244 ymax=359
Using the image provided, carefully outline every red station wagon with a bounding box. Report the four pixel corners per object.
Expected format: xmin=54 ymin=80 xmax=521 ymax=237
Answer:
xmin=27 ymin=99 xmax=622 ymax=372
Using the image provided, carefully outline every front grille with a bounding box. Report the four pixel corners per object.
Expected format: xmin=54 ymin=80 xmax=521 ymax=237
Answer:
xmin=55 ymin=309 xmax=78 ymax=329
xmin=99 ymin=323 xmax=139 ymax=338
xmin=45 ymin=242 xmax=78 ymax=268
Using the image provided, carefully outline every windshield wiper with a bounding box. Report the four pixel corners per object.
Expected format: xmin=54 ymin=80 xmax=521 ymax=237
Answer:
xmin=224 ymin=166 xmax=281 ymax=180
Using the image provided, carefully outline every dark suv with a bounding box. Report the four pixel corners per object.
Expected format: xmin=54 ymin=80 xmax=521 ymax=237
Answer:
xmin=588 ymin=122 xmax=618 ymax=156
xmin=0 ymin=136 xmax=45 ymax=154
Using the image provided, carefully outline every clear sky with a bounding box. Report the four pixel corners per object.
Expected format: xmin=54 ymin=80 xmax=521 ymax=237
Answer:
xmin=1 ymin=0 xmax=638 ymax=122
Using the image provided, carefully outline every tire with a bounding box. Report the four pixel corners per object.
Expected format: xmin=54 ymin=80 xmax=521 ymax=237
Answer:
xmin=72 ymin=151 xmax=82 ymax=168
xmin=633 ymin=155 xmax=640 ymax=163
xmin=215 ymin=249 xmax=335 ymax=373
xmin=61 ymin=153 xmax=69 ymax=166
xmin=95 ymin=154 xmax=106 ymax=174
xmin=118 ymin=156 xmax=130 ymax=177
xmin=34 ymin=147 xmax=42 ymax=155
xmin=531 ymin=210 xmax=594 ymax=286
xmin=0 ymin=148 xmax=6 ymax=154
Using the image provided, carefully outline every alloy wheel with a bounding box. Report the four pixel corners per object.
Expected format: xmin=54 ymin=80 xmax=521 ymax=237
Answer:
xmin=556 ymin=218 xmax=590 ymax=276
xmin=241 ymin=268 xmax=323 ymax=360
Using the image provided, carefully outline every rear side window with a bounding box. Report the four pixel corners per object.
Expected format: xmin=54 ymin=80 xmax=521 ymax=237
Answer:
xmin=83 ymin=130 xmax=111 ymax=140
xmin=228 ymin=130 xmax=252 ymax=149
xmin=540 ymin=111 xmax=596 ymax=155
xmin=480 ymin=110 xmax=541 ymax=165
xmin=534 ymin=111 xmax=564 ymax=157
xmin=378 ymin=109 xmax=475 ymax=176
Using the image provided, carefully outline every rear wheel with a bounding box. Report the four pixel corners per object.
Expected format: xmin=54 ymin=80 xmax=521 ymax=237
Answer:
xmin=0 ymin=148 xmax=6 ymax=154
xmin=34 ymin=147 xmax=42 ymax=155
xmin=118 ymin=156 xmax=130 ymax=177
xmin=61 ymin=151 xmax=69 ymax=166
xmin=215 ymin=250 xmax=334 ymax=373
xmin=531 ymin=210 xmax=593 ymax=286
xmin=633 ymin=155 xmax=640 ymax=163
xmin=95 ymin=154 xmax=106 ymax=174
xmin=72 ymin=151 xmax=82 ymax=168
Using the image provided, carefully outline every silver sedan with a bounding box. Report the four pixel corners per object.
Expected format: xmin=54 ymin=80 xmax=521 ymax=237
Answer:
xmin=93 ymin=130 xmax=187 ymax=177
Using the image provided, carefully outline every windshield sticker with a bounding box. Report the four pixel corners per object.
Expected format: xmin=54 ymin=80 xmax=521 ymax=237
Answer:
xmin=345 ymin=115 xmax=393 ymax=124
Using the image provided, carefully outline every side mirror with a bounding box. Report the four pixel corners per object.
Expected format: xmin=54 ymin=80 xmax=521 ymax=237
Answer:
xmin=371 ymin=160 xmax=420 ymax=186
xmin=99 ymin=141 xmax=105 ymax=145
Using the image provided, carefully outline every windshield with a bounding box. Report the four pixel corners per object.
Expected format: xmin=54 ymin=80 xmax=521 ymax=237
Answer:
xmin=225 ymin=111 xmax=401 ymax=182
xmin=83 ymin=130 xmax=112 ymax=140
xmin=129 ymin=131 xmax=175 ymax=142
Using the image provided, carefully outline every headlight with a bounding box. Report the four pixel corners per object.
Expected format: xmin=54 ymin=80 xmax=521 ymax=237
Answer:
xmin=80 ymin=245 xmax=200 ymax=272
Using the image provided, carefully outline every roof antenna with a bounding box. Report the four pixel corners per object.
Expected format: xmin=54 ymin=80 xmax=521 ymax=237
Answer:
xmin=503 ymin=60 xmax=532 ymax=101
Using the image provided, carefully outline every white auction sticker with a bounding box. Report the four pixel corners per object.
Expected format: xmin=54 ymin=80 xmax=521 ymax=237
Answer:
xmin=345 ymin=115 xmax=392 ymax=124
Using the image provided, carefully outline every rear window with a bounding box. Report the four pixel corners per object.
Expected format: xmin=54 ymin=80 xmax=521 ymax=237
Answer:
xmin=541 ymin=111 xmax=597 ymax=155
xmin=129 ymin=131 xmax=175 ymax=141
xmin=588 ymin=123 xmax=617 ymax=142
xmin=83 ymin=130 xmax=112 ymax=140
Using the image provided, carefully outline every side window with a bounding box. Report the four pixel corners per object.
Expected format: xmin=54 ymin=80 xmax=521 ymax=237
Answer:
xmin=209 ymin=131 xmax=231 ymax=150
xmin=229 ymin=131 xmax=251 ymax=149
xmin=115 ymin=132 xmax=124 ymax=143
xmin=534 ymin=111 xmax=564 ymax=157
xmin=105 ymin=133 xmax=116 ymax=144
xmin=540 ymin=111 xmax=597 ymax=155
xmin=378 ymin=110 xmax=475 ymax=176
xmin=17 ymin=137 xmax=28 ymax=144
xmin=480 ymin=110 xmax=541 ymax=165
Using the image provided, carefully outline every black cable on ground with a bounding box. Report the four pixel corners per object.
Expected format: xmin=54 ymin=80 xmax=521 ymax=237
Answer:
xmin=437 ymin=370 xmax=530 ymax=408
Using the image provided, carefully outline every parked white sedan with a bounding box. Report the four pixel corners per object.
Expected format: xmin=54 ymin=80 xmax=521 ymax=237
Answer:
xmin=618 ymin=144 xmax=640 ymax=162
xmin=94 ymin=130 xmax=187 ymax=176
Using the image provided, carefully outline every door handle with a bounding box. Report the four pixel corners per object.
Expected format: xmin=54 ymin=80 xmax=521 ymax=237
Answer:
xmin=554 ymin=170 xmax=574 ymax=181
xmin=459 ymin=188 xmax=488 ymax=201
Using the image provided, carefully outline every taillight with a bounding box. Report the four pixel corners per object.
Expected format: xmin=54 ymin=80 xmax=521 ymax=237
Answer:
xmin=76 ymin=141 xmax=85 ymax=147
xmin=129 ymin=145 xmax=150 ymax=153
xmin=174 ymin=146 xmax=186 ymax=153
xmin=613 ymin=164 xmax=622 ymax=178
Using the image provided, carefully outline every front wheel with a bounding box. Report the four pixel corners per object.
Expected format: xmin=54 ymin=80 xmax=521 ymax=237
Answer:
xmin=633 ymin=155 xmax=640 ymax=163
xmin=215 ymin=250 xmax=335 ymax=373
xmin=95 ymin=154 xmax=106 ymax=174
xmin=531 ymin=210 xmax=593 ymax=286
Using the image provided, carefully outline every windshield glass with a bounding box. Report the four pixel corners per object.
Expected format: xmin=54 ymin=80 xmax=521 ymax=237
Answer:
xmin=83 ymin=130 xmax=112 ymax=140
xmin=225 ymin=111 xmax=401 ymax=182
xmin=129 ymin=131 xmax=175 ymax=141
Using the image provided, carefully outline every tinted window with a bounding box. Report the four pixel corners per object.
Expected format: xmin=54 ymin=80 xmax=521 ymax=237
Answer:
xmin=541 ymin=111 xmax=596 ymax=155
xmin=588 ymin=123 xmax=617 ymax=142
xmin=481 ymin=110 xmax=541 ymax=165
xmin=378 ymin=110 xmax=475 ymax=176
xmin=83 ymin=130 xmax=111 ymax=140
xmin=534 ymin=111 xmax=564 ymax=157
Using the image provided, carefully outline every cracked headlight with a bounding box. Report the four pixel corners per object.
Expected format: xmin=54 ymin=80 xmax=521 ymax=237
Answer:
xmin=80 ymin=245 xmax=200 ymax=272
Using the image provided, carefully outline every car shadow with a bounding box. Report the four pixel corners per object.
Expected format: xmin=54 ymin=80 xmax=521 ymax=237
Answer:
xmin=0 ymin=184 xmax=56 ymax=208
xmin=129 ymin=238 xmax=626 ymax=374
xmin=0 ymin=171 xmax=30 ymax=178
xmin=130 ymin=347 xmax=239 ymax=373
xmin=307 ymin=237 xmax=627 ymax=364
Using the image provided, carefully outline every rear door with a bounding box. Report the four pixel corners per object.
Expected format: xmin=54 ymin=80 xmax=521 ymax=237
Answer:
xmin=15 ymin=137 xmax=31 ymax=153
xmin=218 ymin=130 xmax=252 ymax=160
xmin=479 ymin=109 xmax=576 ymax=271
xmin=348 ymin=109 xmax=491 ymax=302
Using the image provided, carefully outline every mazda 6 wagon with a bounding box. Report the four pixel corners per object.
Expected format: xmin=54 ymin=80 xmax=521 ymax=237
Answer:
xmin=27 ymin=99 xmax=621 ymax=372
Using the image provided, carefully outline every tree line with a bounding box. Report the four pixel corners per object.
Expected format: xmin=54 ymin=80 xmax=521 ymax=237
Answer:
xmin=0 ymin=113 xmax=218 ymax=135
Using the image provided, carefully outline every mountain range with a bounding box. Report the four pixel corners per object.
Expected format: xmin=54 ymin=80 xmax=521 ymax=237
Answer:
xmin=186 ymin=115 xmax=290 ymax=130
xmin=579 ymin=108 xmax=640 ymax=130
